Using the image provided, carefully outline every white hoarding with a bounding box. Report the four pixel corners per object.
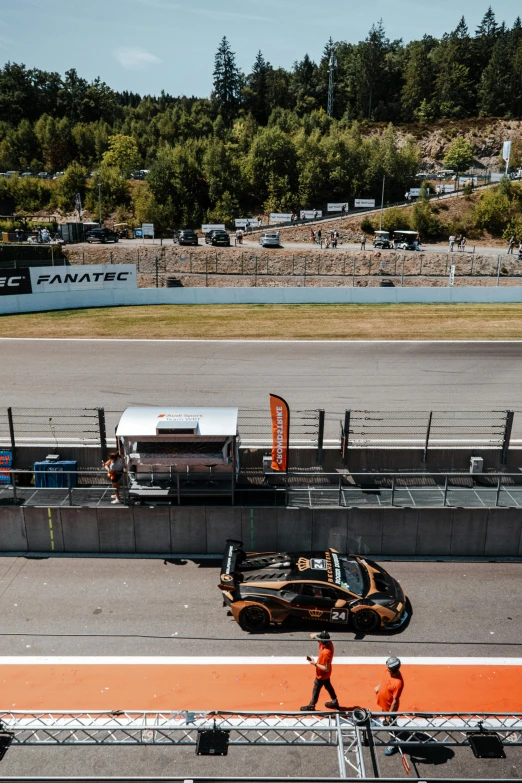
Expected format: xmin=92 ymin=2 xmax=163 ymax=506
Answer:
xmin=503 ymin=140 xmax=512 ymax=163
xmin=142 ymin=223 xmax=154 ymax=237
xmin=201 ymin=224 xmax=225 ymax=233
xmin=458 ymin=176 xmax=478 ymax=185
xmin=269 ymin=213 xmax=292 ymax=224
xmin=29 ymin=264 xmax=137 ymax=294
xmin=438 ymin=183 xmax=455 ymax=193
xmin=300 ymin=210 xmax=323 ymax=219
xmin=234 ymin=218 xmax=259 ymax=227
xmin=490 ymin=172 xmax=504 ymax=182
xmin=327 ymin=203 xmax=349 ymax=212
xmin=354 ymin=199 xmax=376 ymax=208
xmin=408 ymin=188 xmax=422 ymax=197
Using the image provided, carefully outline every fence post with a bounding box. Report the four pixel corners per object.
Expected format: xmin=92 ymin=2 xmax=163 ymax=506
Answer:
xmin=496 ymin=256 xmax=501 ymax=286
xmin=67 ymin=471 xmax=73 ymax=506
xmin=401 ymin=255 xmax=405 ymax=286
xmin=97 ymin=408 xmax=108 ymax=463
xmin=155 ymin=256 xmax=159 ymax=288
xmin=443 ymin=474 xmax=449 ymax=506
xmin=495 ymin=475 xmax=502 ymax=507
xmin=423 ymin=411 xmax=433 ymax=463
xmin=343 ymin=409 xmax=351 ymax=466
xmin=317 ymin=409 xmax=325 ymax=464
xmin=501 ymin=410 xmax=514 ymax=466
xmin=391 ymin=476 xmax=395 ymax=506
xmin=338 ymin=473 xmax=343 ymax=506
xmin=137 ymin=249 xmax=139 ymax=271
xmin=7 ymin=407 xmax=16 ymax=469
xmin=206 ymin=258 xmax=208 ymax=287
xmin=352 ymin=257 xmax=356 ymax=286
xmin=110 ymin=251 xmax=113 ymax=265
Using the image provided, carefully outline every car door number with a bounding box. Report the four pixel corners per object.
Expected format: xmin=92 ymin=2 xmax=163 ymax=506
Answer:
xmin=330 ymin=609 xmax=348 ymax=623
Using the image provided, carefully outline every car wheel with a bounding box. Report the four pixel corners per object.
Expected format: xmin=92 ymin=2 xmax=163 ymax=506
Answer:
xmin=352 ymin=608 xmax=380 ymax=632
xmin=238 ymin=605 xmax=270 ymax=633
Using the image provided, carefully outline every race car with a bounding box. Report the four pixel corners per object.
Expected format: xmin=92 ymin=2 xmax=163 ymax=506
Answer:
xmin=218 ymin=540 xmax=407 ymax=633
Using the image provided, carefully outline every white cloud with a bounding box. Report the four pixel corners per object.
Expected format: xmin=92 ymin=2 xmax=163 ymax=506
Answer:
xmin=113 ymin=46 xmax=161 ymax=70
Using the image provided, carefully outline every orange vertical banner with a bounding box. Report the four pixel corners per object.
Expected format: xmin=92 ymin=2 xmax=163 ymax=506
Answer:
xmin=270 ymin=394 xmax=290 ymax=471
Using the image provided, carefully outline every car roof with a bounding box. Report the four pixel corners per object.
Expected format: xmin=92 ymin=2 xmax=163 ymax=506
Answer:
xmin=240 ymin=551 xmax=356 ymax=587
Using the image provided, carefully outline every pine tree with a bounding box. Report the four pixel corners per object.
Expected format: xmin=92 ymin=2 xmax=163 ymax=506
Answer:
xmin=245 ymin=51 xmax=272 ymax=125
xmin=474 ymin=7 xmax=500 ymax=74
xmin=212 ymin=37 xmax=241 ymax=124
xmin=478 ymin=35 xmax=514 ymax=115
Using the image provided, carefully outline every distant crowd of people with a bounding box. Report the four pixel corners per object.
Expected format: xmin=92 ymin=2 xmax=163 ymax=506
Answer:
xmin=310 ymin=228 xmax=340 ymax=248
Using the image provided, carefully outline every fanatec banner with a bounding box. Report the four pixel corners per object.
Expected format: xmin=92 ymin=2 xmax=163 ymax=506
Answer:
xmin=0 ymin=264 xmax=137 ymax=296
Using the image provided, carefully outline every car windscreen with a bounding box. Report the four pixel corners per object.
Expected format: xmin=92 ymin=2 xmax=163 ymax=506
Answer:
xmin=338 ymin=556 xmax=367 ymax=596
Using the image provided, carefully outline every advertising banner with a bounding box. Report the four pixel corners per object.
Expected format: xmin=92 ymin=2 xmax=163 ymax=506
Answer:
xmin=0 ymin=450 xmax=12 ymax=484
xmin=300 ymin=210 xmax=323 ymax=219
xmin=269 ymin=213 xmax=292 ymax=224
xmin=202 ymin=224 xmax=225 ymax=233
xmin=354 ymin=199 xmax=376 ymax=208
xmin=234 ymin=218 xmax=259 ymax=228
xmin=142 ymin=223 xmax=154 ymax=237
xmin=503 ymin=140 xmax=512 ymax=164
xmin=327 ymin=203 xmax=349 ymax=212
xmin=458 ymin=177 xmax=478 ymax=185
xmin=438 ymin=183 xmax=455 ymax=193
xmin=0 ymin=268 xmax=33 ymax=296
xmin=408 ymin=188 xmax=422 ymax=197
xmin=270 ymin=393 xmax=290 ymax=472
xmin=29 ymin=264 xmax=137 ymax=294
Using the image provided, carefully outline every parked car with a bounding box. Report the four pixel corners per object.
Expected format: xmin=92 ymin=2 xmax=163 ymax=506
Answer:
xmin=86 ymin=228 xmax=119 ymax=244
xmin=177 ymin=229 xmax=198 ymax=246
xmin=37 ymin=172 xmax=50 ymax=179
xmin=373 ymin=230 xmax=391 ymax=249
xmin=259 ymin=232 xmax=281 ymax=248
xmin=21 ymin=172 xmax=34 ymax=178
xmin=205 ymin=229 xmax=230 ymax=246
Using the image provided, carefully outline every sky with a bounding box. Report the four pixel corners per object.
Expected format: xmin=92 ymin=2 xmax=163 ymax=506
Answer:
xmin=1 ymin=0 xmax=522 ymax=97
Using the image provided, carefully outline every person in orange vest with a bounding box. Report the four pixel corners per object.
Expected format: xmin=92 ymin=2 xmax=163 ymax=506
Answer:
xmin=375 ymin=656 xmax=404 ymax=756
xmin=300 ymin=631 xmax=339 ymax=711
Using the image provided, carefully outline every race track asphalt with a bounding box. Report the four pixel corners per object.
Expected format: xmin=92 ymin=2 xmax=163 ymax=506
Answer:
xmin=2 ymin=340 xmax=522 ymax=438
xmin=0 ymin=557 xmax=520 ymax=779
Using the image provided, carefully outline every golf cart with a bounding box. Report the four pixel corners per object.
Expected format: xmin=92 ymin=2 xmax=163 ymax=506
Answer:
xmin=373 ymin=230 xmax=391 ymax=249
xmin=114 ymin=223 xmax=130 ymax=239
xmin=393 ymin=230 xmax=421 ymax=251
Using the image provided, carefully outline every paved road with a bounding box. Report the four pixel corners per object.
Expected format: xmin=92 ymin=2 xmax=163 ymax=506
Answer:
xmin=0 ymin=557 xmax=519 ymax=778
xmin=2 ymin=340 xmax=522 ymax=438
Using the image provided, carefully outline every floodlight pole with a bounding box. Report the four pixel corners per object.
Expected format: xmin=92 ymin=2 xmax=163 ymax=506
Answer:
xmin=327 ymin=51 xmax=336 ymax=117
xmin=379 ymin=174 xmax=385 ymax=230
xmin=98 ymin=173 xmax=102 ymax=227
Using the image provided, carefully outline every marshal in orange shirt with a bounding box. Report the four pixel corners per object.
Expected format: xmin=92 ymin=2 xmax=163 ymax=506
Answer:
xmin=315 ymin=644 xmax=334 ymax=680
xmin=376 ymin=670 xmax=404 ymax=711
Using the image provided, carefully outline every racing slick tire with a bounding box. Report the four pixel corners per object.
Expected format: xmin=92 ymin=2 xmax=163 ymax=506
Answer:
xmin=238 ymin=605 xmax=270 ymax=633
xmin=351 ymin=608 xmax=380 ymax=632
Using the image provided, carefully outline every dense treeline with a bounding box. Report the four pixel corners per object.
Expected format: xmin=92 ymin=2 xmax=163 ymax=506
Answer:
xmin=0 ymin=7 xmax=521 ymax=228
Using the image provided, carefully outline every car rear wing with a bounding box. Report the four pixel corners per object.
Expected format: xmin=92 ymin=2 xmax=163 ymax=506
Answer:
xmin=219 ymin=539 xmax=245 ymax=587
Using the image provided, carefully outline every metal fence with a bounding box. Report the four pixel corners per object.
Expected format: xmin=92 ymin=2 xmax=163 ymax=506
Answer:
xmin=238 ymin=408 xmax=321 ymax=448
xmin=340 ymin=410 xmax=512 ymax=458
xmin=0 ymin=407 xmax=105 ymax=450
xmin=3 ymin=468 xmax=522 ymax=509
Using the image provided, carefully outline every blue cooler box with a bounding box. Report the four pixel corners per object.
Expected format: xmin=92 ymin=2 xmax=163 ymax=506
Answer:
xmin=34 ymin=460 xmax=78 ymax=488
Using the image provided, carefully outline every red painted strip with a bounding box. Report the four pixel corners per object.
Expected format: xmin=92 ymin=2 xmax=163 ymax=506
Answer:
xmin=1 ymin=663 xmax=521 ymax=713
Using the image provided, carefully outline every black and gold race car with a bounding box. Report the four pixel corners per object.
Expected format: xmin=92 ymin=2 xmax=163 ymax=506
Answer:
xmin=219 ymin=540 xmax=407 ymax=633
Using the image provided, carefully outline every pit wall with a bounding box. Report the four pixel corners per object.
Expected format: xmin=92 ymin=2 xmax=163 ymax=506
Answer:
xmin=0 ymin=506 xmax=520 ymax=558
xmin=10 ymin=445 xmax=522 ymax=474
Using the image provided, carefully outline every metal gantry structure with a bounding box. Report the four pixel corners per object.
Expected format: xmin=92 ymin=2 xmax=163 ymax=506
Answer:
xmin=1 ymin=710 xmax=521 ymax=780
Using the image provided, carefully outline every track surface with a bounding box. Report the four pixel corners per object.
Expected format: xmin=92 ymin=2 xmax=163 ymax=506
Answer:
xmin=2 ymin=340 xmax=522 ymax=437
xmin=0 ymin=557 xmax=520 ymax=778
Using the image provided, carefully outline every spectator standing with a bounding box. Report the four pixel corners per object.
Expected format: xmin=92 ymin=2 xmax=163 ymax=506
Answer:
xmin=342 ymin=203 xmax=347 ymax=215
xmin=449 ymin=235 xmax=455 ymax=252
xmin=300 ymin=631 xmax=339 ymax=711
xmin=460 ymin=235 xmax=467 ymax=252
xmin=334 ymin=230 xmax=339 ymax=248
xmin=317 ymin=229 xmax=322 ymax=246
xmin=324 ymin=234 xmax=330 ymax=249
xmin=375 ymin=656 xmax=404 ymax=756
xmin=508 ymin=235 xmax=516 ymax=254
xmin=313 ymin=209 xmax=318 ymax=220
xmin=518 ymin=240 xmax=522 ymax=258
xmin=456 ymin=235 xmax=462 ymax=251
xmin=360 ymin=234 xmax=366 ymax=250
xmin=104 ymin=451 xmax=124 ymax=505
xmin=310 ymin=229 xmax=316 ymax=244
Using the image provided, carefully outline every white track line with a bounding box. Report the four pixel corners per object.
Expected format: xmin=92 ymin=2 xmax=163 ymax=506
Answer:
xmin=0 ymin=656 xmax=521 ymax=666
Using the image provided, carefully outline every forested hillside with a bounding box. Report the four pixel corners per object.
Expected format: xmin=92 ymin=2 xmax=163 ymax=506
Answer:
xmin=0 ymin=7 xmax=521 ymax=229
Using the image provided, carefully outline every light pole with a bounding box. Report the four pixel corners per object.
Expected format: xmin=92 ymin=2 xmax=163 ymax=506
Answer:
xmin=379 ymin=174 xmax=385 ymax=230
xmin=98 ymin=173 xmax=102 ymax=226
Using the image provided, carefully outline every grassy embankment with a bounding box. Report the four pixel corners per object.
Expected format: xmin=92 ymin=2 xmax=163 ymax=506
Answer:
xmin=1 ymin=304 xmax=522 ymax=339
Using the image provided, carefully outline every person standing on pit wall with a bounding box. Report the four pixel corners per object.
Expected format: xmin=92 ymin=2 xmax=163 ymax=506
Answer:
xmin=360 ymin=234 xmax=366 ymax=250
xmin=104 ymin=451 xmax=124 ymax=505
xmin=508 ymin=235 xmax=516 ymax=254
xmin=375 ymin=657 xmax=404 ymax=756
xmin=449 ymin=234 xmax=455 ymax=252
xmin=301 ymin=631 xmax=339 ymax=711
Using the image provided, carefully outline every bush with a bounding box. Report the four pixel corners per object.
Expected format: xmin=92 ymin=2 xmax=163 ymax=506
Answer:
xmin=360 ymin=216 xmax=375 ymax=233
xmin=381 ymin=206 xmax=409 ymax=234
xmin=411 ymin=200 xmax=441 ymax=239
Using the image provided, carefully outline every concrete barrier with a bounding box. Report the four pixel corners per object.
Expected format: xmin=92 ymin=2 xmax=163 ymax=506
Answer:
xmin=0 ymin=505 xmax=520 ymax=557
xmin=2 ymin=284 xmax=522 ymax=315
